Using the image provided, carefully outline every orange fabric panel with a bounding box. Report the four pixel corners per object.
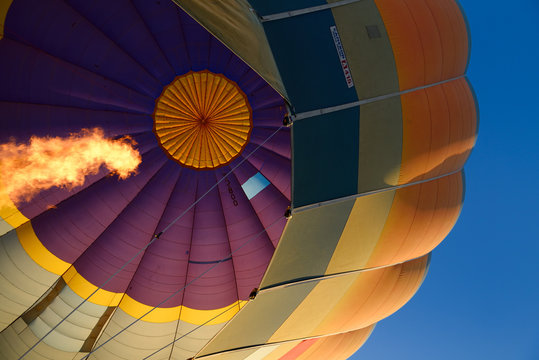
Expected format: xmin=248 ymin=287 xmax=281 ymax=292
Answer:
xmin=374 ymin=0 xmax=424 ymax=89
xmin=313 ymin=256 xmax=429 ymax=334
xmin=398 ymin=78 xmax=477 ymax=184
xmin=374 ymin=0 xmax=470 ymax=89
xmin=440 ymin=0 xmax=470 ymax=74
xmin=279 ymin=338 xmax=319 ymax=360
xmin=294 ymin=326 xmax=375 ymax=360
xmin=366 ymin=172 xmax=463 ymax=268
xmin=444 ymin=78 xmax=478 ymax=172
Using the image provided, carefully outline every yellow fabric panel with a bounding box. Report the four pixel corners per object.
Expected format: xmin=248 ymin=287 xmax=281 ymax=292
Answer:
xmin=17 ymin=221 xmax=70 ymax=276
xmin=366 ymin=173 xmax=463 ymax=268
xmin=153 ymin=70 xmax=252 ymax=169
xmin=325 ymin=190 xmax=395 ymax=275
xmin=62 ymin=266 xmax=123 ymax=307
xmin=313 ymin=255 xmax=429 ymax=335
xmin=0 ymin=178 xmax=29 ymax=232
xmin=119 ymin=295 xmax=246 ymax=325
xmin=268 ymin=275 xmax=358 ymax=343
xmin=172 ymin=0 xmax=288 ymax=100
xmin=295 ymin=326 xmax=375 ymax=360
xmin=329 ymin=0 xmax=400 ymax=100
xmin=261 ymin=342 xmax=300 ymax=360
xmin=356 ymin=97 xmax=403 ymax=193
xmin=267 ymin=257 xmax=427 ymax=343
xmin=0 ymin=0 xmax=13 ymax=40
xmin=374 ymin=0 xmax=470 ymax=90
xmin=63 ymin=266 xmax=247 ymax=324
xmin=242 ymin=344 xmax=283 ymax=360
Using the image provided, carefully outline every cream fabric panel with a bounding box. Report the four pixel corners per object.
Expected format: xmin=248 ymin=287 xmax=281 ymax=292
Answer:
xmin=29 ymin=286 xmax=107 ymax=352
xmin=0 ymin=229 xmax=58 ymax=330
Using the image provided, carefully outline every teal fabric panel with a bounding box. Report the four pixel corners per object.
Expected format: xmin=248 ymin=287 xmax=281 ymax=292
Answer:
xmin=249 ymin=0 xmax=327 ymax=16
xmin=260 ymin=11 xmax=358 ymax=112
xmin=292 ymin=107 xmax=359 ymax=208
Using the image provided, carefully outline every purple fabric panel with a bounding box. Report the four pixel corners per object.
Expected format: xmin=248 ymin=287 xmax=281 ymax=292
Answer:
xmin=231 ymin=161 xmax=289 ymax=247
xmin=16 ymin=132 xmax=158 ymax=221
xmin=178 ymin=11 xmax=211 ymax=72
xmin=125 ymin=169 xmax=197 ymax=308
xmin=249 ymin=83 xmax=287 ymax=111
xmin=0 ymin=0 xmax=293 ymax=312
xmin=238 ymin=71 xmax=269 ymax=99
xmin=0 ymin=102 xmax=152 ymax=143
xmin=250 ymin=128 xmax=291 ymax=160
xmin=248 ymin=186 xmax=288 ymax=248
xmin=222 ymin=55 xmax=250 ymax=88
xmin=0 ymin=39 xmax=154 ymax=113
xmin=252 ymin=105 xmax=287 ymax=128
xmin=74 ymin=161 xmax=181 ymax=292
xmin=182 ymin=172 xmax=238 ymax=310
xmin=208 ymin=36 xmax=233 ymax=75
xmin=30 ymin=148 xmax=167 ymax=263
xmin=66 ymin=0 xmax=175 ymax=85
xmin=216 ymin=170 xmax=274 ymax=300
xmin=131 ymin=0 xmax=191 ymax=76
xmin=18 ymin=169 xmax=107 ymax=222
xmin=228 ymin=161 xmax=257 ymax=186
xmin=242 ymin=144 xmax=291 ymax=200
xmin=5 ymin=0 xmax=162 ymax=98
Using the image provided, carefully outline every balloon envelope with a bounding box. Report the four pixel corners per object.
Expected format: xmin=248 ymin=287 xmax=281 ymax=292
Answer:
xmin=0 ymin=0 xmax=477 ymax=359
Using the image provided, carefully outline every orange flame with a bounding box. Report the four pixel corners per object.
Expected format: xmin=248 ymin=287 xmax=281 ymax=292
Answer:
xmin=0 ymin=128 xmax=142 ymax=204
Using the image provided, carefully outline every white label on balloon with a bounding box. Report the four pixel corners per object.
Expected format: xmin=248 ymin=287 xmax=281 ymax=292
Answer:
xmin=330 ymin=25 xmax=354 ymax=89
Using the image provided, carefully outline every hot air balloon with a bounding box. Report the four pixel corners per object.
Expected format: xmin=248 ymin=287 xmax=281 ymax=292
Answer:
xmin=0 ymin=0 xmax=478 ymax=359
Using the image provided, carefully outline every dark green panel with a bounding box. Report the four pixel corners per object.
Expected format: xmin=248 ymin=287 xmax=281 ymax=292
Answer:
xmin=357 ymin=97 xmax=403 ymax=193
xmin=197 ymin=281 xmax=318 ymax=358
xmin=261 ymin=11 xmax=358 ymax=112
xmin=260 ymin=199 xmax=355 ymax=289
xmin=293 ymin=107 xmax=359 ymax=208
xmin=249 ymin=0 xmax=327 ymax=16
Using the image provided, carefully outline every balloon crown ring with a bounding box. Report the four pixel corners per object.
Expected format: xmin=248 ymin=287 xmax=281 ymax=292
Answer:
xmin=153 ymin=70 xmax=253 ymax=170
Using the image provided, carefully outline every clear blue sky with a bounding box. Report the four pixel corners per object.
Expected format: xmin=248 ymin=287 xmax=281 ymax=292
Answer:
xmin=351 ymin=1 xmax=539 ymax=359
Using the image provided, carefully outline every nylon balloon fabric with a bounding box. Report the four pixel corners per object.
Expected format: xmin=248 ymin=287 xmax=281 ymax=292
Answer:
xmin=0 ymin=0 xmax=477 ymax=359
xmin=0 ymin=0 xmax=288 ymax=358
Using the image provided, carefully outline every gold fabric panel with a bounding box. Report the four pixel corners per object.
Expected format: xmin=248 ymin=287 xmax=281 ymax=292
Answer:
xmin=153 ymin=71 xmax=252 ymax=170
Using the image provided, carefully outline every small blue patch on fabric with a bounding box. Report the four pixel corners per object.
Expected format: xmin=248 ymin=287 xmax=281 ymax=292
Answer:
xmin=241 ymin=172 xmax=270 ymax=200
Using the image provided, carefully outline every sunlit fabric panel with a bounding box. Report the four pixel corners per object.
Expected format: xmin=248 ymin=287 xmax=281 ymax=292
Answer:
xmin=194 ymin=326 xmax=374 ymax=360
xmin=326 ymin=171 xmax=464 ymax=274
xmin=356 ymin=78 xmax=478 ymax=193
xmin=398 ymin=77 xmax=478 ymax=184
xmin=0 ymin=0 xmax=476 ymax=358
xmin=198 ymin=256 xmax=428 ymax=357
xmin=373 ymin=0 xmax=470 ymax=90
xmin=286 ymin=327 xmax=375 ymax=360
xmin=260 ymin=172 xmax=461 ymax=288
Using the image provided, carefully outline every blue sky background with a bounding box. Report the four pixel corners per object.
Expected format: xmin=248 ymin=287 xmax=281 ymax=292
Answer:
xmin=352 ymin=0 xmax=539 ymax=359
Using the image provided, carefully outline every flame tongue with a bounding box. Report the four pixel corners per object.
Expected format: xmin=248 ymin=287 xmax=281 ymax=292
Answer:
xmin=0 ymin=128 xmax=141 ymax=204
